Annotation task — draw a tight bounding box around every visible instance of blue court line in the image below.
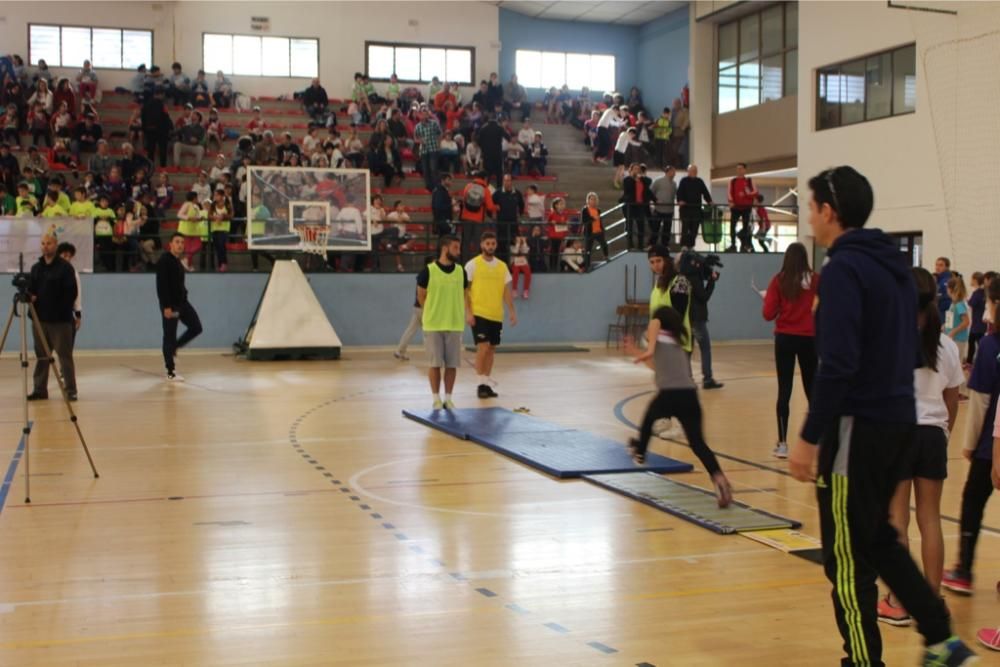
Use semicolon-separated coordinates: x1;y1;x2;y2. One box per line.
0;423;30;517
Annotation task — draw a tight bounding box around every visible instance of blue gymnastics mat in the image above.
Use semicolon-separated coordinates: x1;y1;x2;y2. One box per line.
402;408;693;479
584;472;801;535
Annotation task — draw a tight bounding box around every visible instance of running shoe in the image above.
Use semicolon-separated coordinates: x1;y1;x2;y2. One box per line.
773;443;788;459
522;290;529;299
877;595;912;627
942;569;973;596
432;399;443;410
627;438;646;465
703;379;724;390
393;351;409;361
443;399;455;410
165;371;184;382
976;627;1000;651
921;637;978;666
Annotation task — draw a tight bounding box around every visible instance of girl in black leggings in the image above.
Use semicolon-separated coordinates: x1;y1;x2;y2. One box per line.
943;277;1000;596
624;306;732;508
762;242;818;459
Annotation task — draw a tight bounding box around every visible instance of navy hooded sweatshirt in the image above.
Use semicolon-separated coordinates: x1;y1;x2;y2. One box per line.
801;228;918;444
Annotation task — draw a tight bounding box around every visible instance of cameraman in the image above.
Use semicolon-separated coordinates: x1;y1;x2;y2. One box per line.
681;250;724;390
27;233;78;401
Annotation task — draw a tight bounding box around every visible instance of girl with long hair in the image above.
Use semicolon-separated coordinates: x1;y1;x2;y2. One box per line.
762;242;818;458
877;268;964;626
624;305;732;507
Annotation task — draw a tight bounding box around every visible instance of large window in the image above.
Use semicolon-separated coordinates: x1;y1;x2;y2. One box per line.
203;33;318;78
816;44;915;130
717;3;797;114
514;50;615;92
29;24;151;70
366;42;474;84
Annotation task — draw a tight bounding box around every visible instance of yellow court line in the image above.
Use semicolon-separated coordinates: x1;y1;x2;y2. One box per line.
0;605;506;651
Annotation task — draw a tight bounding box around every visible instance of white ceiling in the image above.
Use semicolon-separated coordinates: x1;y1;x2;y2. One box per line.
492;1;688;25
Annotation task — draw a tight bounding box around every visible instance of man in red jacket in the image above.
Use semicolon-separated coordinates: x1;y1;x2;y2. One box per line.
728;162;758;253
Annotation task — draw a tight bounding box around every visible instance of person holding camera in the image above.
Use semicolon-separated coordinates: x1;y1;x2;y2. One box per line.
683;250;724;390
26;233;79;401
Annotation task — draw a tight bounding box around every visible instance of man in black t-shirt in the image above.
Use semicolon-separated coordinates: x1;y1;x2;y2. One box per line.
156;233;203;381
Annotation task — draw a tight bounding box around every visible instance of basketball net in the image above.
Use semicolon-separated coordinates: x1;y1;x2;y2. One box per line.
297;225;329;256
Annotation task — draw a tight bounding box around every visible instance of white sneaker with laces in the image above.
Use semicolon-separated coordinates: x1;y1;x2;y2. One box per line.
166;371;185;382
774;442;788;459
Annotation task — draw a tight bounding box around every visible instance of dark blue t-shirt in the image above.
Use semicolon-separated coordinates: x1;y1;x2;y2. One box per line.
969;288;987;335
967;333;1000;460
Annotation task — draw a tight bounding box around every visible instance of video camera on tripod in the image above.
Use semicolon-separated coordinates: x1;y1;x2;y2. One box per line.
11;252;30;299
679;249;723;282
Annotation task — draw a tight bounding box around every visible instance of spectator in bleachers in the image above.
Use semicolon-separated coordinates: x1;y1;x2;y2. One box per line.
130;166;151;201
582;192;608;269
613;127;640;188
52;140;75;170
464;137;483;174
102;165;129;209
434;84;456;112
253;130;277;165
472;81;491;110
670;98;690;167
505;135;525;177
368;119;390;151
246;105;268;143
414;109;442;191
176;190;205;271
459;171;497;251
167;62;191;107
543;87;559;123
204;107;224;152
118;142;150;184
126;65;148;101
622;162;651;249
33;60;53;88
503;74;529;122
385;73;401;108
516;120;534;151
154;171;174;216
524;184;545;223
676;164;712;248
174;110;206;167
208;187;232;272
528;132;547;176
369;134;402;188
0;182;16;215
546;196;570;271
303;78;329;123
15;181;36;216
594;104;620;164
208;153;227;184
439;131;460;175
190;170;210;204
627;86;646;116
24;146;49;181
650;165;677;247
191;70;210;107
343;128;364;168
0;143;17;190
51;102;73;141
80;170;99;201
141;90;172;168
277;131;302;165
1;103;19;146
493;174;523;263
74;62;98;106
427;76;443;102
728;162;758;252
147;66;168;96
28;104;51;147
70;112;101;162
387;108;409;147
562;239;585;273
476;114;506;189
40;189;67;217
432;173;454;236
53;78;75;118
213;71;233;108
486;73;503;114
652;107;673;168
510;233;531;298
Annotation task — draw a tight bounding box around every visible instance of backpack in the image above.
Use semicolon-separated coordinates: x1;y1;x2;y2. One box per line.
464;182;485;212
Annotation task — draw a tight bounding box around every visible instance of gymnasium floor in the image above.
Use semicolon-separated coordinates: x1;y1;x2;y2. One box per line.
0;345;997;666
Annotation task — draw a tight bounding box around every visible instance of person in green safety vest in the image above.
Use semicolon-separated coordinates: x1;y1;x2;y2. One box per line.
647;245;692;354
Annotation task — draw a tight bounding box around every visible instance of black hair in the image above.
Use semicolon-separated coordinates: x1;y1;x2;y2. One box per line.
647;245;675;291
480;230;497;242
737;162;747;168
438;235;460;253
652;306;688;348
186;191;198;201
989;278;1000;340
911;267;941;372
937;256;951;269
56;241;76;257
985;271;998;284
170;232;184;241
807;166;874;229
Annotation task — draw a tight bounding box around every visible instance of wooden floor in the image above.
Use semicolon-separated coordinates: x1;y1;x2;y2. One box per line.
1;345;998;666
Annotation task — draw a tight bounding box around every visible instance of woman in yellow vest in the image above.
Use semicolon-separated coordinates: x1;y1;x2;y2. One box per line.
208;188;233;272
177;190;207;271
93;192;116;271
464;230;518;399
648;245;692;355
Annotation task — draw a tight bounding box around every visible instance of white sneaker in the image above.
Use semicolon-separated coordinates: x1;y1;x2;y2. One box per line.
773;442;788;459
166;371;185;382
394;351;409;361
432;399;443;410
443;399;456;410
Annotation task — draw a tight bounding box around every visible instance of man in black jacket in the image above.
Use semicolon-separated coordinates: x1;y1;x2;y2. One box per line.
621;162;651;249
141;90;172;168
476;115;506;190
27;234;78;401
492;174;523;264
156;233;203;381
302;78;329;123
431;173;453;237
676;164;712;248
681;250;723;390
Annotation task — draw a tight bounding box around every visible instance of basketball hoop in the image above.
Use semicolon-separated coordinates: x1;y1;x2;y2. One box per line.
297;224;329;256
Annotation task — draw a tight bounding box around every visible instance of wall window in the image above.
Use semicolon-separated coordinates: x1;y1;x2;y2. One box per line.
203;33;318;78
366;42;474;84
29;24;151;70
716;3;797;114
816;44;915;130
515;50;615;92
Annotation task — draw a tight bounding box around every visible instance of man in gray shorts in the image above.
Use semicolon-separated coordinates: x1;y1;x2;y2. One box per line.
417;235;473;410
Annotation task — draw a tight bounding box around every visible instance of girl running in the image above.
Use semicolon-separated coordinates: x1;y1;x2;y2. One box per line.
877;268;964;627
625;306;732;507
762;242;818;459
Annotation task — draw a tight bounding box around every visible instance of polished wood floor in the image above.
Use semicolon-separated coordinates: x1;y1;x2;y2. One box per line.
0;345;998;666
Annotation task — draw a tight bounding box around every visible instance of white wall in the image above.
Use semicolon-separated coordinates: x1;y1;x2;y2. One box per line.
0;1;499;99
796;0;1000;272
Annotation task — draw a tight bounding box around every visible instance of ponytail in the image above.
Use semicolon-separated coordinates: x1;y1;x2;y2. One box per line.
912;267;940;372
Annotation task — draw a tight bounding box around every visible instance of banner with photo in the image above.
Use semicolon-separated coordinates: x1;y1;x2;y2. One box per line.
0;217;95;273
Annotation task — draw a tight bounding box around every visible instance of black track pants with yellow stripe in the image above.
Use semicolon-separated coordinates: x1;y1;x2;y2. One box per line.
816;416;951;667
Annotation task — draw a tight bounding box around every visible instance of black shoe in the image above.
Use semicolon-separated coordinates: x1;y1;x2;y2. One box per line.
703;380;724;390
67;392;78;402
477;384;499;399
26;392;48;401
627;438;646;465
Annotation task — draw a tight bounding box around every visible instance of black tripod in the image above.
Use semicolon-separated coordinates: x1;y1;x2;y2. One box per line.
0;254;98;502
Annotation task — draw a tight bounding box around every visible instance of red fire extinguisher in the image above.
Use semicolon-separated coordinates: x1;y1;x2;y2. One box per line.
682;84;690;108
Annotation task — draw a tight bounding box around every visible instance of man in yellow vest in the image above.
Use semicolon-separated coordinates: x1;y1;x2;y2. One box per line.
465;231;517;399
417;235;474;410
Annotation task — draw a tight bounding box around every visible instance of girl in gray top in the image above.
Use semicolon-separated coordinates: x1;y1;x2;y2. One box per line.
625;305;732;507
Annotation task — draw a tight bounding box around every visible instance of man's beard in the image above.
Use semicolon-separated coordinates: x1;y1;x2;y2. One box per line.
482;248;495;258
446;252;461;263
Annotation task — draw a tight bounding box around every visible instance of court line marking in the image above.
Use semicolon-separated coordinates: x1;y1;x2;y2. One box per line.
612;390;1000;535
0;423;29;517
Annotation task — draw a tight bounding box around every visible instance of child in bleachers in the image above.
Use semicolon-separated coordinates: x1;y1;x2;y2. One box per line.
528;132;548;176
528;224;547;273
128;108;143;146
51;102;73;140
385;200;411;272
209;154;227;185
191;170;211;204
29;103;50;147
302;124;320;156
524;184;545;222
205;108;224;152
561;239;585;273
177;190;206;271
247;106;268;143
15;181;37;216
93;193;116;270
510;233;531;299
1;103;19;145
546;196;570;271
439;131;460;175
465;139;483;174
506;139;525;177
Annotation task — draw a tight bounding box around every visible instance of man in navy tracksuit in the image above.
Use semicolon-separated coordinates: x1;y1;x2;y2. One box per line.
790;167;975;667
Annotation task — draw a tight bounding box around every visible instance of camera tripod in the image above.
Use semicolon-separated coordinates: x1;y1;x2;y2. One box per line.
0;259;99;503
